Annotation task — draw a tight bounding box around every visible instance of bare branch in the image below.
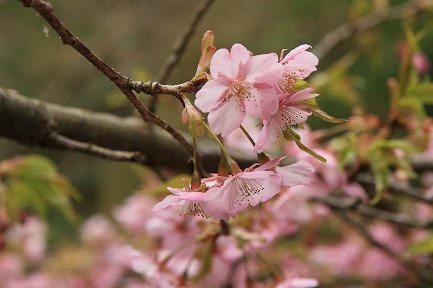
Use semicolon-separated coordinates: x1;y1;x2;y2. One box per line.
355;173;433;204
48;131;145;162
315;195;433;229
0;88;256;172
156;0;216;84
18;0;199;173
333;207;433;285
312;0;432;59
147;0;215;113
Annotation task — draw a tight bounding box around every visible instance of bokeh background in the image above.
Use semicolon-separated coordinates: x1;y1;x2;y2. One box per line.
1;0;432;229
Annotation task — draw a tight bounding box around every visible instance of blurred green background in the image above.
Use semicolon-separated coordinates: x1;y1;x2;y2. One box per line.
1;0;432;219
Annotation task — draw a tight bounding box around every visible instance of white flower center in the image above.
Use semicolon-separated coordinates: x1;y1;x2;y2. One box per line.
227;79;255;110
233;177;264;206
182;201;209;218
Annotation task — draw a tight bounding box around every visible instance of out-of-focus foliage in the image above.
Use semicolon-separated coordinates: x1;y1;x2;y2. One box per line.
0;155;79;222
1;0;432;215
1;0;433;286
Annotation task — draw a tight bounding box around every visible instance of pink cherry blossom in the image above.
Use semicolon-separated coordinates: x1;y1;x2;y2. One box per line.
277;45;318;94
255;88;318;152
257;156;315;187
205;167;282;221
152;186;210;218
195;43;283;137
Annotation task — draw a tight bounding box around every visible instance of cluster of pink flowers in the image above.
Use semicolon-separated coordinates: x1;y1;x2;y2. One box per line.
153;43;321;221
195;43;319;152
152;158;314;221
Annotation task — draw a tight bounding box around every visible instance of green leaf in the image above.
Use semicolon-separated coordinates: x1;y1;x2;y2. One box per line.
1;155;80;223
409;234;433;255
283;128;327;163
409;81;433;105
368;150;390;205
301;98;347;123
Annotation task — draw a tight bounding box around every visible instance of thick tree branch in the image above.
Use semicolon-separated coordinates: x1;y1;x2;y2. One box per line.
0;88;256;172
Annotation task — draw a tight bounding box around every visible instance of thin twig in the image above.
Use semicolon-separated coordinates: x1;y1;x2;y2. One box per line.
148;0;215;113
18;0;204;174
156;0;216;85
315;195;433;229
48;131;145;162
355;173;433;204
336;209;433;285
312;0;431;59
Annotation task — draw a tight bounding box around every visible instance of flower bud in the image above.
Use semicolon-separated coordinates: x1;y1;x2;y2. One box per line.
182;97;204;137
193;30;216;79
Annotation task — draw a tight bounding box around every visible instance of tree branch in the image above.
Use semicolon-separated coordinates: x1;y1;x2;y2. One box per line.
355;173;433;205
0;88;256;172
148;0;216;112
18;0;202;173
315;195;433;229
312;0;432;59
332;205;433;285
156;0;216;84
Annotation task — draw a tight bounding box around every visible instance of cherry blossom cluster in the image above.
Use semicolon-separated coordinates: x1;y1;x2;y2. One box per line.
195;43;319;152
153;40;324;221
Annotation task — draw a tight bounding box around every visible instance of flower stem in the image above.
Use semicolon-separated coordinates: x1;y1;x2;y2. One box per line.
240;125;256;147
203;122;241;175
191;137;201;189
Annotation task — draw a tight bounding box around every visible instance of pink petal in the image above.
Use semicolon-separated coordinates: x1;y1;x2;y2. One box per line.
208;96;246;137
284;87;318;103
288;278;319;288
255;118;281;153
276;160;315;187
281;44;312;62
255;174;282;203
210;48;233;79
243;53;283;86
178;191;206;202
244;88;279;121
283;54;318;79
255;156;286;171
229;44;251;74
281;45;318;79
203;188;232;221
210;44;250;79
278;105;312;125
195;77;230;112
151;195;180;211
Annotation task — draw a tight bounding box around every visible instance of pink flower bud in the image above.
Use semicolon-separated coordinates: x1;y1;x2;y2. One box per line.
194;30;216;79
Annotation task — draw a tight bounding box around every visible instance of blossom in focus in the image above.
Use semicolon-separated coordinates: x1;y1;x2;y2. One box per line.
195;43;283;137
205;167;282;221
255;88;318;152
151;179;212;218
256;156;315;187
276;45;319;94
